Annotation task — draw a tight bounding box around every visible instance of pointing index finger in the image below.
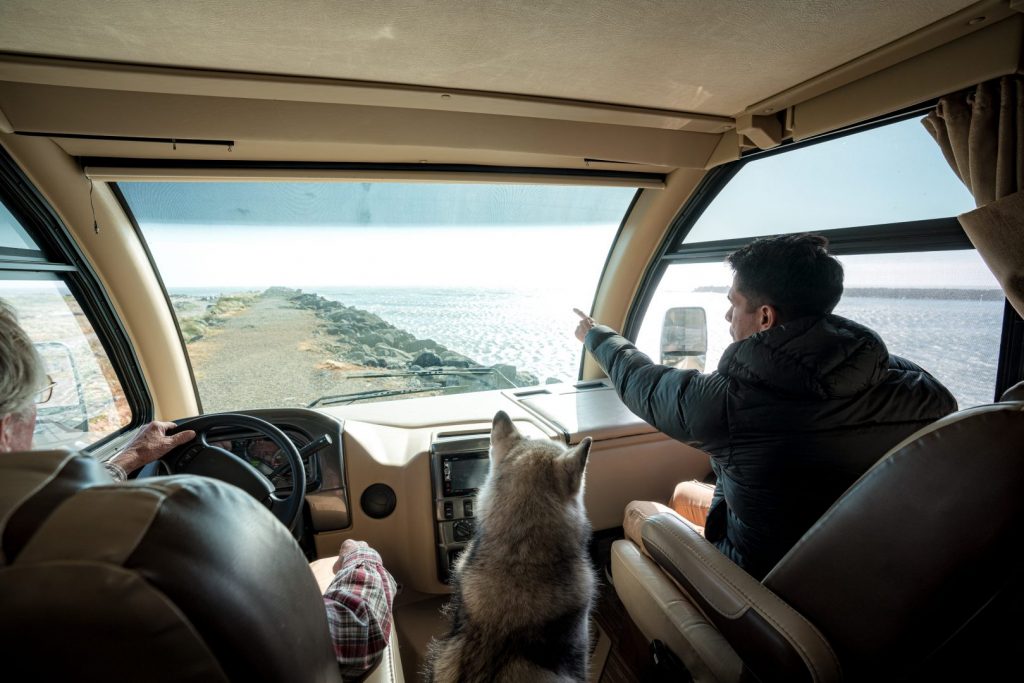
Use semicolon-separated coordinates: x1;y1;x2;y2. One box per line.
573;307;591;320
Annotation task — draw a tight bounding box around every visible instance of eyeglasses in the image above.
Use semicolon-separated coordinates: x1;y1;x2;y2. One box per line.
34;375;56;405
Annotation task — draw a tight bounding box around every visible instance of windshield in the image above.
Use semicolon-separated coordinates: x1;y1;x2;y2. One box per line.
121;181;637;411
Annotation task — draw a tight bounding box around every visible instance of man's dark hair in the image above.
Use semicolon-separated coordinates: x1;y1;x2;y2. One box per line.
725;233;844;322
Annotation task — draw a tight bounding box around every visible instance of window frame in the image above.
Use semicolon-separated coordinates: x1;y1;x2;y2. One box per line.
0;147;151;449
624;107;1024;402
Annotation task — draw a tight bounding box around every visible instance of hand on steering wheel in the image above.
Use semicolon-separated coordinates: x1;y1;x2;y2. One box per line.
152;413;307;533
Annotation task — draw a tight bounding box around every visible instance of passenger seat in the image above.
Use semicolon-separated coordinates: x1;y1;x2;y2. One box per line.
612;385;1024;682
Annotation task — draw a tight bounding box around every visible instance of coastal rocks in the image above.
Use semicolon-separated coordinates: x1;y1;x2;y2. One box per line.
411;351;443;368
282;287;538;389
406;338;443;353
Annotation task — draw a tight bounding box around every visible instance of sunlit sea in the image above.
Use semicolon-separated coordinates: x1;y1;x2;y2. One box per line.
171;286;1006;409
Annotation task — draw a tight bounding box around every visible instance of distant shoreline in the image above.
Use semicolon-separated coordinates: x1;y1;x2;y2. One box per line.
693;285;1004;301
168;284;1006;303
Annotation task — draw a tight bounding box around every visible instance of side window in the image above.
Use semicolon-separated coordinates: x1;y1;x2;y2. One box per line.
636;251;1002;408
1;201;38;250
634;116;1004;409
0;197;133;450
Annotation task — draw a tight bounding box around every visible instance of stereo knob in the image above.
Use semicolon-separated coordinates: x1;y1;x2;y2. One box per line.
453;519;474;542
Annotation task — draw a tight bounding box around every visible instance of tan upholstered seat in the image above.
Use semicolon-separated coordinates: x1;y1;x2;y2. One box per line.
0;450;404;682
613;394;1024;682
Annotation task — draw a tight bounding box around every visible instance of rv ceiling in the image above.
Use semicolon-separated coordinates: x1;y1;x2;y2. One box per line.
0;0;1021;171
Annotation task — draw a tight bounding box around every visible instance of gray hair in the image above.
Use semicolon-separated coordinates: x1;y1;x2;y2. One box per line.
0;297;46;417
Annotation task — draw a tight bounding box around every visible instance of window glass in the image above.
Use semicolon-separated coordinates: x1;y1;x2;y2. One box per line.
635;250;1002;408
0;280;132;450
635;261;733;373
1;201;39;251
833;251;1002;407
683;117;976;244
120;181;637;411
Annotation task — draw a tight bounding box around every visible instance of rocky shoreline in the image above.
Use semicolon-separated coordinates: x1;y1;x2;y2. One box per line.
278;287;539;389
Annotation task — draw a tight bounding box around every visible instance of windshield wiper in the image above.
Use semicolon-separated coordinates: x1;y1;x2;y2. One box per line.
308;385;447;407
306;367;517;408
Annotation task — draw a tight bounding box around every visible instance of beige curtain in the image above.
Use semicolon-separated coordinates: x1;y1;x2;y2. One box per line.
922;76;1024;318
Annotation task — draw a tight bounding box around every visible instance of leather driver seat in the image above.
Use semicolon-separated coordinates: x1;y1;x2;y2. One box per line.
612;388;1024;682
0;450;403;682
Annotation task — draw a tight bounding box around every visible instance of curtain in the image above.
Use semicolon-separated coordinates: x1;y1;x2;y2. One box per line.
922;76;1024;318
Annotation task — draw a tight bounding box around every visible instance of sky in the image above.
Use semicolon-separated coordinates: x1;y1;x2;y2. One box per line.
124;116;990;291
141;223;622;290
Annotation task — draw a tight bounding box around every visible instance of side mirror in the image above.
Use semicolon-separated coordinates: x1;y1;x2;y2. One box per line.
660;307;708;371
33;341;91;445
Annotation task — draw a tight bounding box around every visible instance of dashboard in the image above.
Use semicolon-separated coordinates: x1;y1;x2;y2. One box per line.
307;380;711;595
215;382;710;597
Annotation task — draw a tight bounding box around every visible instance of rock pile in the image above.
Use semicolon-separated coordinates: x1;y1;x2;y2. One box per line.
276;288;539;389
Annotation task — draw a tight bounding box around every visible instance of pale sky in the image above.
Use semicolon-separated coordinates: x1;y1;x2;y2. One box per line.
143;223;620;289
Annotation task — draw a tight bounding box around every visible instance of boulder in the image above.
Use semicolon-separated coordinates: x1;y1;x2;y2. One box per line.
406;338;442;353
327;310;350;323
357;332;385;347
411;351;443;368
490;364;518;387
290;293;320;309
441;351;474;367
374;343;413;362
515;371;539;387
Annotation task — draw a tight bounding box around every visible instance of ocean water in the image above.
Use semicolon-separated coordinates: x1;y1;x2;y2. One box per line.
170;285;1007;408
836;296;1003;407
316;286;593;384
323;286;1005;408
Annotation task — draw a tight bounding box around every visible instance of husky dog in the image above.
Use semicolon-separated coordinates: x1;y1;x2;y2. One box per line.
425;410;596;683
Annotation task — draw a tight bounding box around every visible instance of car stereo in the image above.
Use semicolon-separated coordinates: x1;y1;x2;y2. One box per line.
430;433;491;583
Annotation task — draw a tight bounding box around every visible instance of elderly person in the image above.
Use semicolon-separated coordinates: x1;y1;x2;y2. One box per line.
1;297;396;680
0;298;196;471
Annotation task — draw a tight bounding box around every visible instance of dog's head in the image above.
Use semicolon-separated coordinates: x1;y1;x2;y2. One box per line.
488;410;591;498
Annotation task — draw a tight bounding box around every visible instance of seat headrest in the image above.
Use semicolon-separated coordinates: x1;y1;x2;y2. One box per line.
1000;380;1024;402
0;450;111;565
0;471;341;681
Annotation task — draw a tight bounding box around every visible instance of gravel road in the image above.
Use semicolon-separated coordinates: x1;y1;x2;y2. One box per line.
188;293;342;411
187;292;432;412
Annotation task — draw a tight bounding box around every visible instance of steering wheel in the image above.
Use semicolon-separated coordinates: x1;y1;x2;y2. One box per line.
155;413;307;533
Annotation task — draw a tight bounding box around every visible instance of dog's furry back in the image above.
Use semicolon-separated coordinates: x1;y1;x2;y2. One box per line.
425;411;596;683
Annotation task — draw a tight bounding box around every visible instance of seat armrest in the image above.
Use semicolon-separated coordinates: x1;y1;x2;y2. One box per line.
641;512;840;683
623;499;680;550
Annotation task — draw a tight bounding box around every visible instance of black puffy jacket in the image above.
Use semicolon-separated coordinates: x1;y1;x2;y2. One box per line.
586;314;957;579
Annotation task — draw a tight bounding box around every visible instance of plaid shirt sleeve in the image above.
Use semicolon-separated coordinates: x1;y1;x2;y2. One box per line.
322;544;398;681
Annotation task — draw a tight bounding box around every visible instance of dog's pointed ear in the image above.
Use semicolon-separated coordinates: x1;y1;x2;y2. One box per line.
562;436;591;493
490;410;520;462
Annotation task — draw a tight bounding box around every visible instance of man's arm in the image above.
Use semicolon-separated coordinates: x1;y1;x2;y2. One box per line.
323;540;398;680
583;323;717;443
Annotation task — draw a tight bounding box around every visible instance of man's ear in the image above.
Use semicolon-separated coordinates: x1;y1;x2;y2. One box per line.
561;437;592;494
490;410;521;463
759;304;778;331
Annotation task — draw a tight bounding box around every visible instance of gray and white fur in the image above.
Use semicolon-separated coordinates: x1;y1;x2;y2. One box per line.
424;410;596;683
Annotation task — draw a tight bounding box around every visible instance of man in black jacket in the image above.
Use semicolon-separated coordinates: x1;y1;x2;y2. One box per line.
575;234;956;579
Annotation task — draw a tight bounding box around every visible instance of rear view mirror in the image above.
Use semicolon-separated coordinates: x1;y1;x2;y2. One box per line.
660;307;707;371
